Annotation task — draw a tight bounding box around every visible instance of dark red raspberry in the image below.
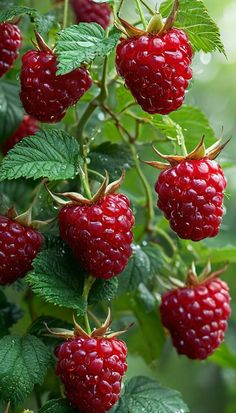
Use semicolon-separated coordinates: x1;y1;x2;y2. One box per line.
1;115;39;155
0;23;22;78
0;215;43;285
160;277;231;360
59;193;134;279
155;158;227;241
20;49;92;123
71;0;111;29
56;336;127;413
116;28;192;114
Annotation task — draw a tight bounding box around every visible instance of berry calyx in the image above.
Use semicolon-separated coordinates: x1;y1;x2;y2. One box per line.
160;264;231;360
54;311;128;413
0;209;43;285
0;23;22;78
144;138;228;241
115;1;192;115
1;115;39;155
51;172;135;279
71;0;112;29
20;32;92;123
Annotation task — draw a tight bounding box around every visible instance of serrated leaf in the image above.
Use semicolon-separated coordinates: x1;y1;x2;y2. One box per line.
160;0;225;54
114;376;189;413
89;278;118;304
89;142;133;180
118;245;151;294
0;81;23;141
39;399;76;413
0;130;82;182
55;24;120;75
26;244;87;314
142;243;166;278
0;6;37;23
35;10;60;36
0;335;51;405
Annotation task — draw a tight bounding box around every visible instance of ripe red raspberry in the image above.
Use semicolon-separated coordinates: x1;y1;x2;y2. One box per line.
55;336;127;413
59;193;134;279
0;23;22;78
0;215;43;285
155;158;227;241
20;49;92;123
160;277;231;360
71;0;111;29
116;28;192;114
1;115;39;155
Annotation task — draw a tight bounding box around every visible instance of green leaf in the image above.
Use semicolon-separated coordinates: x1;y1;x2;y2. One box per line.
0;291;22;338
55;24;120;75
0;130;82;182
142;243;166;278
118;245;151;294
160;0;225;54
181;241;236;264
0;6;37;23
89;142;133;180
151;105;216;152
0;335;51;405
39;398;76;413
26;243;87;314
0;81;24;141
114;376;189;413
89;278;118;304
209;343;236;370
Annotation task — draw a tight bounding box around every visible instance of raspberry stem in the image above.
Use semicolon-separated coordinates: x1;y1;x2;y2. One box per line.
140;0;155;15
63;0;69;29
82;275;96;334
135;0;147;29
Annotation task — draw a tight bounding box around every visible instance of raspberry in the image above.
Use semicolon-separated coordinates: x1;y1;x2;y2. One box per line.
160;277;231;360
0;23;22;78
0;215;43;285
55;336;127;413
20;49;92;123
116;28;192;114
155;158;227;241
58;193;134;279
71;0;111;29
1;115;39;155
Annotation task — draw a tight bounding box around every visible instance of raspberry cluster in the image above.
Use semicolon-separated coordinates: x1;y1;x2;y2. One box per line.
71;0;111;29
56;336;127;413
0;23;22;78
1;115;39;155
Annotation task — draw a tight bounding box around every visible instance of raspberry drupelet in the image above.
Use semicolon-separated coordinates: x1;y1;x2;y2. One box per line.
0;23;22;78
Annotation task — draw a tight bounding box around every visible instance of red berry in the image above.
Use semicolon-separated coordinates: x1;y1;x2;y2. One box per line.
155;158;227;241
0;215;43;285
0;23;22;78
56;336;127;413
71;0;111;29
160;278;231;360
1;115;39;155
116;28;193;115
20;49;92;123
58;194;134;279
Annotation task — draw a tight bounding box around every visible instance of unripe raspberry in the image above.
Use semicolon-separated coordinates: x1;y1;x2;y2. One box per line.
71;0;111;29
59;193;134;279
0;215;43;285
116;28;192;115
0;23;22;78
20;49;92;123
1;115;39;155
160;277;231;360
56;336;127;413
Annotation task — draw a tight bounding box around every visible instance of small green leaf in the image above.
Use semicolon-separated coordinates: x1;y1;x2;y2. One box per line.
39;398;76;413
89;278;118;304
210;343;236;370
0;81;24;141
0;130;82;182
89;142;133;180
114;376;189;413
160;0;225;54
0;335;51;405
0;6;37;23
55;24;120;75
142;243;166;278
26;243;87;314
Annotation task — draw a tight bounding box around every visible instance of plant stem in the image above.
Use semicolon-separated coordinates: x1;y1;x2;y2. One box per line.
99;56;109;103
63;0;69;29
140;0;155;15
155;226;177;255
80;166;92;198
135;0;147;29
82;275;96;334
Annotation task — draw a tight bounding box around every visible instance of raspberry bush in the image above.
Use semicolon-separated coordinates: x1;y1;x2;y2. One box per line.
0;0;235;412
